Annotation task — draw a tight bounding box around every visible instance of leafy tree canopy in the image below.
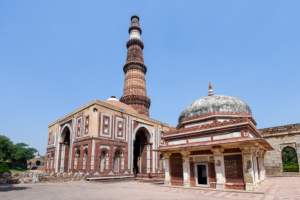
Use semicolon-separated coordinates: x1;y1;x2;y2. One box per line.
0;135;13;161
0;135;38;169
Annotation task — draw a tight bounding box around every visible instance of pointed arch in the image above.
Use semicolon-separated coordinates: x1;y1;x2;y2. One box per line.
83;148;88;170
133;125;153;143
60;124;72;142
74;148;80;170
99;148;109;172
114;148;124;172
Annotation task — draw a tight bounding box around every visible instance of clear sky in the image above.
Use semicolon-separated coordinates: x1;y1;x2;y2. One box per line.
1;1;299;155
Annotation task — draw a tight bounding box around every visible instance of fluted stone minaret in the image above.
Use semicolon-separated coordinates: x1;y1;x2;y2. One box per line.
120;15;151;116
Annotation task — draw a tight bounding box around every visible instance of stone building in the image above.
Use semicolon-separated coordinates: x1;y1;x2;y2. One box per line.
28;155;45;168
156;83;273;191
45;15;169;179
259;123;300;176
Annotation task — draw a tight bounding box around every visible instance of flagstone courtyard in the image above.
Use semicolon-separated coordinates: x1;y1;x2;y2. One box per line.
1;177;300;200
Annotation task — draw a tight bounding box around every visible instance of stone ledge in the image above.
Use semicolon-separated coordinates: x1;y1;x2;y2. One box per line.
157;182;274;194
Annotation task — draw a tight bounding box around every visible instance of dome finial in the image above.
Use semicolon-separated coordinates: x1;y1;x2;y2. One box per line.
208;81;213;96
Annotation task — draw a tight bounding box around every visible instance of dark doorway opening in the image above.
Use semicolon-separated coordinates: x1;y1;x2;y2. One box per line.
36;161;40;166
133;129;148;174
197;165;207;185
63;128;71;173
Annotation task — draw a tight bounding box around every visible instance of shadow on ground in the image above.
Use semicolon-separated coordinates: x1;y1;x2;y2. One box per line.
0;185;31;192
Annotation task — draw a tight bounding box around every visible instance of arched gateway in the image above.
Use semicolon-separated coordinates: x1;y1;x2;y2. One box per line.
133;127;151;174
60;126;71;173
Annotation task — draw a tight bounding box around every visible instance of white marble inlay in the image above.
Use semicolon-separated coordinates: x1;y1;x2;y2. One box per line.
100;145;110;150
194;156;208;162
130;30;141;39
213;132;242;140
185;120;214;128
169;139;187;145
189;136;211;143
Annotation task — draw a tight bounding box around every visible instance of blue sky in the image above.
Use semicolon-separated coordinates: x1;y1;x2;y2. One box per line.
1;1;299;155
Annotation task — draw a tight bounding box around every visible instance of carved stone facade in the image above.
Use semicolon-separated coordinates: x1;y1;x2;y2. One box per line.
259;123;300;176
45;99;168;180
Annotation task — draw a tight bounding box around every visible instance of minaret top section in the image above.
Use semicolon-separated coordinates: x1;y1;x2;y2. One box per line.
131;14;140;25
129;14;142;39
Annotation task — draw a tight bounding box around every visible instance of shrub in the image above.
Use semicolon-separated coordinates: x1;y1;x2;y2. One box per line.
283;166;299;172
0;162;11;175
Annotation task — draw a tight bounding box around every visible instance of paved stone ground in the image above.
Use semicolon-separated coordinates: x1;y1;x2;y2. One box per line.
0;177;299;200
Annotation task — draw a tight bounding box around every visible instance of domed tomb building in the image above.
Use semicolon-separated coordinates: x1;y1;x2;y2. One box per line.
157;83;273;191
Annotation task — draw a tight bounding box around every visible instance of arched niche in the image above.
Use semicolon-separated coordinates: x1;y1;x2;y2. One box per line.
113;149;124;172
99;148;109;172
282;146;299;172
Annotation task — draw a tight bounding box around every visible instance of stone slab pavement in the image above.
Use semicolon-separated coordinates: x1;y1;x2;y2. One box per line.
0;177;300;200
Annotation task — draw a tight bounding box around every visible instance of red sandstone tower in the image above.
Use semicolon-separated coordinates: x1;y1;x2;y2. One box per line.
120;15;151;116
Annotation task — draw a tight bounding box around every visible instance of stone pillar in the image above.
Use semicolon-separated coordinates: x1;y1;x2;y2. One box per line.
180;150;191;187
252;147;260;187
260;150;267;183
211;147;225;189
241;145;256;191
258;149;264;183
163;152;172;186
60;144;65;173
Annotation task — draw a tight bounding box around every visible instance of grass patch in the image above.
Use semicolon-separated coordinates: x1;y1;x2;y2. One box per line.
283;166;299;172
0;162;29;173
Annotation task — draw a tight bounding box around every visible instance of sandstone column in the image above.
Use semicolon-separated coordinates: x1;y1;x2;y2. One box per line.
211;147;225;189
252;147;260;187
241;145;256;191
258;149;264;183
163;152;172;185
180;150;191;187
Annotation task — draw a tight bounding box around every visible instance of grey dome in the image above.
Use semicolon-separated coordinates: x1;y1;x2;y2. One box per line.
178;95;252;123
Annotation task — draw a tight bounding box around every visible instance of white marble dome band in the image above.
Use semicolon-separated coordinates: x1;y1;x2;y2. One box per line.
178;95;252;123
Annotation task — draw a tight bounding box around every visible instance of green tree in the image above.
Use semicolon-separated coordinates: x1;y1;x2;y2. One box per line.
0;135;38;169
0;135;14;161
12;143;38;169
0;162;11;175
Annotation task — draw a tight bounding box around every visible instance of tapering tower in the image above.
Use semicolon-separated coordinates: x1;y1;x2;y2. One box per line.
120;15;151;116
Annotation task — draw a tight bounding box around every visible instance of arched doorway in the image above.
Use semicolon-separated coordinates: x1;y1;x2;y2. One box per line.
36;160;41;166
61;127;71;173
133;128;149;174
282;147;299;172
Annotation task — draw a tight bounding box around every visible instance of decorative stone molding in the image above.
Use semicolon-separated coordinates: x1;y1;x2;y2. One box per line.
163;152;172;159
240;144;256;155
258;149;265;158
123;62;147;74
120;95;151;108
211;147;224;156
164;117;260;137
180;150;191;158
180;111;252;124
126;38;144;49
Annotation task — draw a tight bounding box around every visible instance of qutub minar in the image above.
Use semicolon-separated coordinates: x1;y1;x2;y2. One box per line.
120;15;151;117
45;15;300;191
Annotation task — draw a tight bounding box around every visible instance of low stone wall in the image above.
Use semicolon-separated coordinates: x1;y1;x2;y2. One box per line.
0;172;86;184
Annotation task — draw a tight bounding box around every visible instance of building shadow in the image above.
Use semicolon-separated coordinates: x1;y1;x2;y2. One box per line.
0;185;31;192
